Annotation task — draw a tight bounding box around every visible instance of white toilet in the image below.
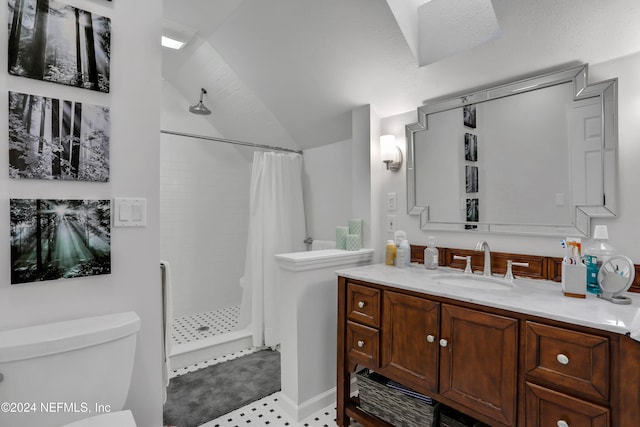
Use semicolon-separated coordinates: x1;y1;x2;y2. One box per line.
0;311;141;427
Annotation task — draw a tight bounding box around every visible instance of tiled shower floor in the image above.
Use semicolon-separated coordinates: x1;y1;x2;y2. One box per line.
171;305;241;346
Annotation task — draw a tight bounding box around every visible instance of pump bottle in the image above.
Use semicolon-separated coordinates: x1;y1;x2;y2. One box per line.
584;225;616;294
424;236;439;270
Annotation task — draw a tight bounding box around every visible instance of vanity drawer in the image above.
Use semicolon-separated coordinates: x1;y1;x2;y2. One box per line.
346;282;381;328
525;382;610;427
346;320;379;369
525;322;609;400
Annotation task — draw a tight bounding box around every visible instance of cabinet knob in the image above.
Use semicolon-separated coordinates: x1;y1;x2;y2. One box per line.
557;420;569;427
357;340;365;348
556;354;570;365
426;334;435;343
439;339;448;347
358;301;366;309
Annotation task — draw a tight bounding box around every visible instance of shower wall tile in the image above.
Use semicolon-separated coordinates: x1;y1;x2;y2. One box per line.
160;134;251;318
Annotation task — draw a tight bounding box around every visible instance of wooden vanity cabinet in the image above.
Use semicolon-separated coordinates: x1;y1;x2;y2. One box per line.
337;276;640;427
378;292;518;425
338;279;517;427
379;291;440;394
523;321;612;427
438;304;518;426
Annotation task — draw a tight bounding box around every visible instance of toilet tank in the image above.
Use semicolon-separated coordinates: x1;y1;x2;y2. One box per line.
0;311;140;427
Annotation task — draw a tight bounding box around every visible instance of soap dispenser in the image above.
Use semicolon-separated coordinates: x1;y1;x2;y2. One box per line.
424;236;438;270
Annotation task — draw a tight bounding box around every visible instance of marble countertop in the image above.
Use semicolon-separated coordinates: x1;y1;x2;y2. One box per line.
336;263;640;341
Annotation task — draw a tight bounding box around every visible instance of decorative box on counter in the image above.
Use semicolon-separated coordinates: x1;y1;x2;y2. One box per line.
356;369;436;427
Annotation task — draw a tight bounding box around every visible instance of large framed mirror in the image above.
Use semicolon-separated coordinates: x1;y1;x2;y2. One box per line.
406;64;617;237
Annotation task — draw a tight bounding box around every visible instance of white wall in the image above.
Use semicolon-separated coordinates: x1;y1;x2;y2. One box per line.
0;1;163;426
379;53;640;262
302;138;352;242
161;81;250;318
301;106;383;261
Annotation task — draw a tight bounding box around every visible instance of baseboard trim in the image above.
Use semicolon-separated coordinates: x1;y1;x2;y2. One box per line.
278;388;337;421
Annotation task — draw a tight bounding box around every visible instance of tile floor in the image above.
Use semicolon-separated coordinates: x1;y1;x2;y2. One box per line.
171;306;241;346
200;393;349;427
170;348;360;427
168;308;361;426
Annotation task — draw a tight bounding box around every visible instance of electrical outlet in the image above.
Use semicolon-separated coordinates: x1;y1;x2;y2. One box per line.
387;192;397;211
387;215;396;233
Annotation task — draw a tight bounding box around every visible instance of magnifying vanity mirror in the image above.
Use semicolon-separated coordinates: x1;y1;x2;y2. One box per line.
597;255;635;304
406;64;618;236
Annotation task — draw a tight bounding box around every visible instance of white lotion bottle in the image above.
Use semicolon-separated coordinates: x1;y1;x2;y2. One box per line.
396;248;406;268
399;239;411;267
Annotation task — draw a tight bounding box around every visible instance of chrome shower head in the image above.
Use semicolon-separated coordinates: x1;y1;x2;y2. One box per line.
189;88;212;115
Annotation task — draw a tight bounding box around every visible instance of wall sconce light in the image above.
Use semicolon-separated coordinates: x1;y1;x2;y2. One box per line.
380;135;402;172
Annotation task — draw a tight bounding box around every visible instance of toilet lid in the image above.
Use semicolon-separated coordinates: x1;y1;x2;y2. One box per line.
60;410;137;427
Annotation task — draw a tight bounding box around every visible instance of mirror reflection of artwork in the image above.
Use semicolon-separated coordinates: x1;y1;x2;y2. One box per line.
10;199;111;284
8;0;111;92
9;91;110;181
408;65;617;236
465;165;478;193
464;133;477;161
463;104;476;128
465;198;479;230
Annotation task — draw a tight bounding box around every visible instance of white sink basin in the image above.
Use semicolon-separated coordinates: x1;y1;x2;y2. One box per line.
431;273;515;290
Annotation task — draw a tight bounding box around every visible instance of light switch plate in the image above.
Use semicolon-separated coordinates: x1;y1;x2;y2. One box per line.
387;215;396;233
113;198;147;227
387;193;397;211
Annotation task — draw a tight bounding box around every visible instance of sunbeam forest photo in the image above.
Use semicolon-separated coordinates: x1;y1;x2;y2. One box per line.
8;0;111;92
10;199;111;284
9;91;110;181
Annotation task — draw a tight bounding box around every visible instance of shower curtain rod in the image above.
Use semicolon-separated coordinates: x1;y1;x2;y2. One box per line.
160;129;303;155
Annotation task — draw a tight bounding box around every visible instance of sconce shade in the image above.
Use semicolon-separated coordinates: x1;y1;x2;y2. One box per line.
381;135;402;171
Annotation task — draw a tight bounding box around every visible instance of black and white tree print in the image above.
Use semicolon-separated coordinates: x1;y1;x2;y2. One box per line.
8;0;111;92
10;199;111;284
9;91;110;181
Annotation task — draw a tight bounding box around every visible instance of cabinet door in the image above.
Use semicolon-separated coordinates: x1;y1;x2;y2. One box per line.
526;382;610;427
439;304;518;427
380;291;440;395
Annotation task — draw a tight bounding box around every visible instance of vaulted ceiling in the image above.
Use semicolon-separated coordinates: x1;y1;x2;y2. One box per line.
162;0;640;152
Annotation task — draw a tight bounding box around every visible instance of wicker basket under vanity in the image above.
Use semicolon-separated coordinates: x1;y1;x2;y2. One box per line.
356;369;437;427
439;405;489;427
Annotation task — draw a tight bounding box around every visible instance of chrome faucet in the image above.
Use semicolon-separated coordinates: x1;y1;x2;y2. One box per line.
475;240;492;277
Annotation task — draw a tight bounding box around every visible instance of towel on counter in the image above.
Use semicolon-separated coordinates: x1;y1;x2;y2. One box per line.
160;260;173;403
311;240;336;251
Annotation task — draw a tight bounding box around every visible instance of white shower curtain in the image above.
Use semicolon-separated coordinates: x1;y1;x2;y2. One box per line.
238;151;306;348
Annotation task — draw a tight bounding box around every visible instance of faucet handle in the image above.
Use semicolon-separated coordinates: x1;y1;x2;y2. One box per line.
453;255;474;274
464;256;473;274
504;260;515;281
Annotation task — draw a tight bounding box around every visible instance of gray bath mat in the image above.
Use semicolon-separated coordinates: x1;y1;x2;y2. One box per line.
163;349;281;427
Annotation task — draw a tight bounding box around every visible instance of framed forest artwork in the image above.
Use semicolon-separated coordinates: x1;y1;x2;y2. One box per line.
10;198;111;284
8;0;111;92
9;91;110;181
